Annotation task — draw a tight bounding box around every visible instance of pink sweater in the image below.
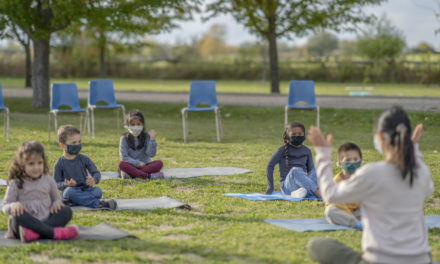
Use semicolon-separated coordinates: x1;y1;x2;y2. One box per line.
2;174;63;221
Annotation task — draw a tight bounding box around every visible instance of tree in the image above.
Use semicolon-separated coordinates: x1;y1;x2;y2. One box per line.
356;15;406;61
306;31;338;58
197;24;229;57
0;17;32;88
80;0;200;78
207;0;385;93
0;0;87;108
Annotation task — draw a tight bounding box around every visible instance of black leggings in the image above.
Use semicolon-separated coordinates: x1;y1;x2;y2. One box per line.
11;206;72;239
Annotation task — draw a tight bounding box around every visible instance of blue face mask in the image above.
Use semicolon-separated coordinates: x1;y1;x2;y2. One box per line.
374;134;383;154
341;161;361;175
66;144;81;155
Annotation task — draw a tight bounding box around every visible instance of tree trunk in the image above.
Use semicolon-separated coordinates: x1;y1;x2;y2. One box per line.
24;38;32;88
32;37;50;108
99;44;106;78
267;31;279;94
98;32;106;78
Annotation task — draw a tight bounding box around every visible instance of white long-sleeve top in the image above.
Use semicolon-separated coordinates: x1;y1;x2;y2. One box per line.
315;144;433;264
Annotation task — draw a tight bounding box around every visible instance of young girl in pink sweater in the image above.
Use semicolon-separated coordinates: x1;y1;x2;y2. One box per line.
3;141;78;243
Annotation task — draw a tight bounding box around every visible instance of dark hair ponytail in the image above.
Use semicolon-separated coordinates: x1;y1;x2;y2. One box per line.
374;106;416;186
283;121;306;168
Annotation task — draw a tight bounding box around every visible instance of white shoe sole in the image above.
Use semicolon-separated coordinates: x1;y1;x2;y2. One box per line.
291;188;307;198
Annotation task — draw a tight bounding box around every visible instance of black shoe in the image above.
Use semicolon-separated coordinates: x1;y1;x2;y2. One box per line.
98;199;117;210
62;198;73;206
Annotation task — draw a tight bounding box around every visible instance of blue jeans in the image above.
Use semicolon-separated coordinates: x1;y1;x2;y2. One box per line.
281;167;318;196
62;187;102;208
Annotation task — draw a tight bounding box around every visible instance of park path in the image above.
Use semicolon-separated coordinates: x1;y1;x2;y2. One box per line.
3;88;440;112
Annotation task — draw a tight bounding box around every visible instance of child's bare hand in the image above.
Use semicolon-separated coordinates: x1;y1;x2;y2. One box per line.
86;176;95;186
411;124;423;144
50;203;64;214
139;162;146;168
148;129;157;140
308;126;333;147
11;203;26;217
64;178;77;187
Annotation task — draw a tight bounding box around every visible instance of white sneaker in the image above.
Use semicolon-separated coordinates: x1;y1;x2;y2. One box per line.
291;188;307;198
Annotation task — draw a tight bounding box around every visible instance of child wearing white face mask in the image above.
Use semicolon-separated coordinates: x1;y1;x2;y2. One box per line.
118;109;164;179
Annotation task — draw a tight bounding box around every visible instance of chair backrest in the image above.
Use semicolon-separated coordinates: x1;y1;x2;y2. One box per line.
0;83;5;109
50;83;81;111
287;80;316;107
188;81;218;108
88;80;117;106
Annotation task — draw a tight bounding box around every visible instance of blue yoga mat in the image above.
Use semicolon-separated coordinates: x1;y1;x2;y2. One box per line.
223;191;321;201
265;215;440;232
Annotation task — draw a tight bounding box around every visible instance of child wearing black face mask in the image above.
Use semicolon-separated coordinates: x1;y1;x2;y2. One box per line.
53;125;117;210
265;121;320;199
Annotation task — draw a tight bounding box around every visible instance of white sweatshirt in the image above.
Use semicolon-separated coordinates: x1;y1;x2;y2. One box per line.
315;144;434;264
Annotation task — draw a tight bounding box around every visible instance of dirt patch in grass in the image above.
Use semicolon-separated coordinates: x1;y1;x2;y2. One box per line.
173;186;196;193
428;197;440;207
30;254;71;264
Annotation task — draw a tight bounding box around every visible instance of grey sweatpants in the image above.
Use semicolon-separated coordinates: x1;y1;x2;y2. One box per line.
325;205;360;228
308;237;370;264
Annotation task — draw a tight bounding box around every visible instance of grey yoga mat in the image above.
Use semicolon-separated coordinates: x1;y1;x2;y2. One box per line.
101;167;252;180
71;197;191;211
265;215;440;232
0;223;135;247
0;197;191;211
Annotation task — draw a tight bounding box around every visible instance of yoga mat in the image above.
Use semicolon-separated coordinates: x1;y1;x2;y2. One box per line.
265;215;440;232
0;197;191;211
101;167;252;180
0;223;135;247
223;191;321;201
0;179;8;186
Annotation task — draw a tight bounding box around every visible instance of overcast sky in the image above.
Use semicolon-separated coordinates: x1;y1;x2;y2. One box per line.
153;0;440;49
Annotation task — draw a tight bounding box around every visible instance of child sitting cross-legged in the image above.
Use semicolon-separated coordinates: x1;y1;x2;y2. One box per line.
325;142;363;230
3;141;77;242
54;125;117;210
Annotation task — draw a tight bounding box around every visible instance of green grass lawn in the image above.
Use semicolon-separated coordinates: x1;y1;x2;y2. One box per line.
0;98;438;263
1;77;440;97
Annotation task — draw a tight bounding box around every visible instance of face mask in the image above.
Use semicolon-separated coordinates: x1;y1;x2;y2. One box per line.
289;136;305;146
66;144;81;155
341;161;361;175
374;134;383;154
127;126;143;137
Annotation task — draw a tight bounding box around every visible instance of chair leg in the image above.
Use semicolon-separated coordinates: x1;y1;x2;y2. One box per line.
218;108;223;138
214;108;220;142
181;109;187;143
284;106;289;128
316;106;320;128
54;113;58;143
91;107;95;138
116;108;119;136
48;113;51;141
86;110;91;142
79;113;83;133
120;105;126;135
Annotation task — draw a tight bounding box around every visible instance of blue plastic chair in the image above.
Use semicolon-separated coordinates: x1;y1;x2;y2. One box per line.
88;80;125;138
181;81;223;142
0;84;9;141
285;80;320;128
48;83;90;142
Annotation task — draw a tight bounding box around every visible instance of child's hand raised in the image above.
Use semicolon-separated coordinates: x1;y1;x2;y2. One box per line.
50;203;64;214
411;124;423;144
308;126;333;147
11;203;26;217
64;178;77;187
148;129;157;140
86;176;95;186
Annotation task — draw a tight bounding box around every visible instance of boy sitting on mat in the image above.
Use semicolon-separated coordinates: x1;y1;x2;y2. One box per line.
325;142;362;230
54;125;117;210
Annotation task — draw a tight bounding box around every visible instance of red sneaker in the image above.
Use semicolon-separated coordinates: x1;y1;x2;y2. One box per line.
53;225;78;240
18;226;40;243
